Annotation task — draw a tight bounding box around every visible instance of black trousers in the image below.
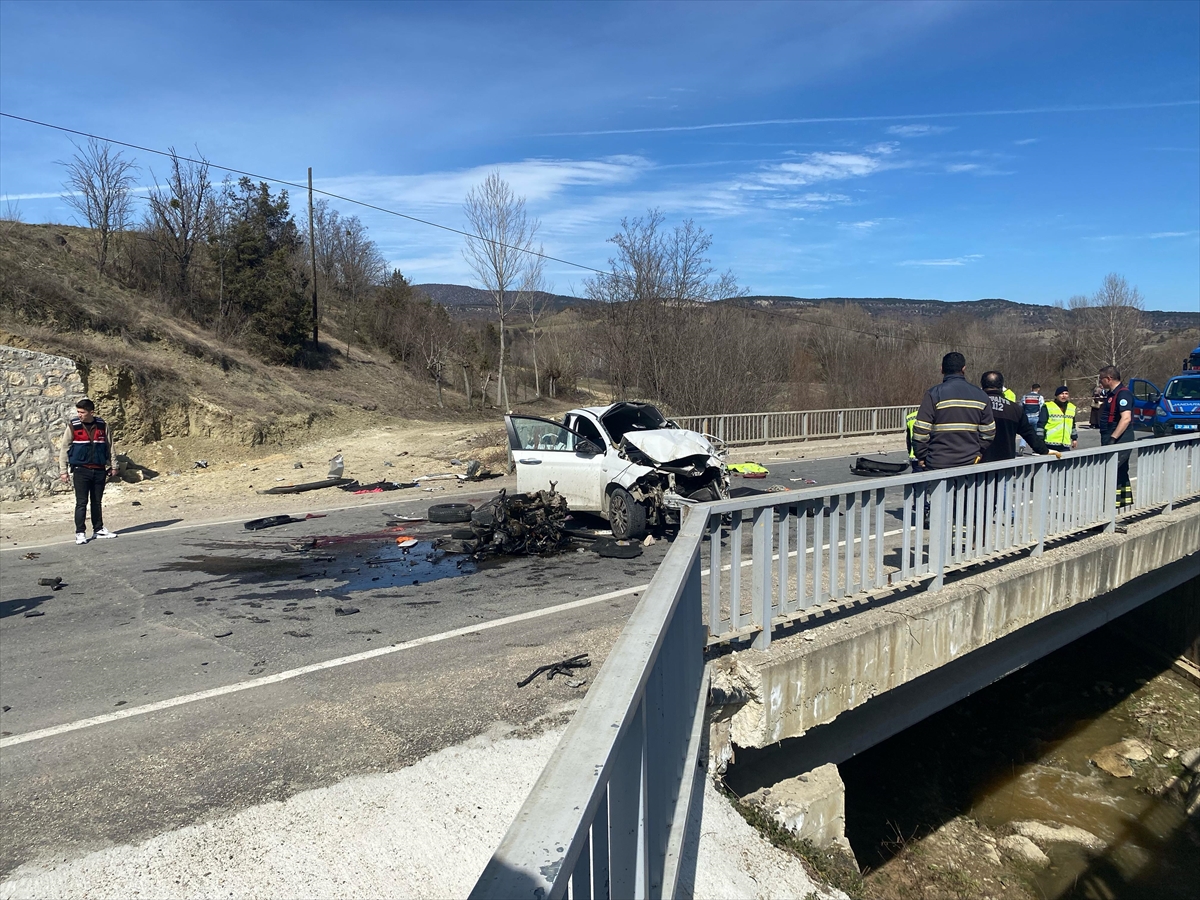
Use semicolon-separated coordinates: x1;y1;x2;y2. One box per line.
72;466;107;533
1100;433;1134;506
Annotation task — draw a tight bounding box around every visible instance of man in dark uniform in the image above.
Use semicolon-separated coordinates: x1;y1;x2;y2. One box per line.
979;372;1058;462
1097;365;1135;508
911;352;996;470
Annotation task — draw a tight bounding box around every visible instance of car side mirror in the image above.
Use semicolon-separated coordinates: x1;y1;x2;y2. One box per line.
1150;390;1161;403
577;440;601;455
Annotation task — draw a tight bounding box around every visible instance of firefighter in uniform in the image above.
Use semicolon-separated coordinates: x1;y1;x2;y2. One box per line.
1037;386;1078;453
57;397;119;543
1097;366;1135;508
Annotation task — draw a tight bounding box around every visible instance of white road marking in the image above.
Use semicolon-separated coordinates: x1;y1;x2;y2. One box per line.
0;581;647;749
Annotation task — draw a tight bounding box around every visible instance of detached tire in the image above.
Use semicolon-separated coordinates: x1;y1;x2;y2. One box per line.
608;487;647;540
428;502;474;524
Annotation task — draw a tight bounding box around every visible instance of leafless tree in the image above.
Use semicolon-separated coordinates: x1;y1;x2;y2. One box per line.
517;252;549;398
333;215;387;359
204;176;238;333
1070;273;1147;374
463;172;541;408
145;147;211;307
59;138;139;273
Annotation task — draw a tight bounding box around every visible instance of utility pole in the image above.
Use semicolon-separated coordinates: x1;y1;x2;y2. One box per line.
307;167;319;348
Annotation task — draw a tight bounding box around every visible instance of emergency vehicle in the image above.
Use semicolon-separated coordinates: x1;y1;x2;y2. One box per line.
1130;372;1200;435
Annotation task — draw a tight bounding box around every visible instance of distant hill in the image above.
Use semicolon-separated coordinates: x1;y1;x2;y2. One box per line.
416;284;1198;331
414;284;593;319
734;295;1200;331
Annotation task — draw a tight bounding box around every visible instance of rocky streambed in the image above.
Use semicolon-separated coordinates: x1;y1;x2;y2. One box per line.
841;580;1199;900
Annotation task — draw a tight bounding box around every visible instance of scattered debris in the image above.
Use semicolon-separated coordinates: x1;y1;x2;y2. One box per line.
465;460;481;479
517;653;591;688
214;630;233;638
338;480;415;493
451;458;463;466
383;461;394;467
334;606;360;617
257;477;354;495
767;484;788;492
728;462;770;476
19;552;39;560
193;460;209;469
285;538;318;552
789;478;819;485
436;490;572;559
385;514;425;523
284;630;312;638
37;577;62;588
294;461;304;469
328;454;344;478
593;537;643;559
396;537;418;548
566;678;588;689
643;534;656;547
131;500;142;506
24;610;45;618
246;616;270;624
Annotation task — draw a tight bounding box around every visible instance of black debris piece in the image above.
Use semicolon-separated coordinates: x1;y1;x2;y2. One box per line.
337;479;415;492
131;500;142;506
1;706;10;712
592;538;643;559
37;577;62;587
284;630;312;638
214;630;233;638
246;616;270;624
24;610;45;618
194;460;209;469
517;653;591;688
257;477;354;495
285;538;318;552
428;502;474;524
850;456;909;477
334;606;360;617
19;552;40;560
244;514;302;531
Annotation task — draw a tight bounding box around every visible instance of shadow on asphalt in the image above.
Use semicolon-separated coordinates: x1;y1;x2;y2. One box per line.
117;519;184;535
0;594;52;619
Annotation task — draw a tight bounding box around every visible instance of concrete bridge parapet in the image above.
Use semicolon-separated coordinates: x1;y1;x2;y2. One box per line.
712;502;1200;758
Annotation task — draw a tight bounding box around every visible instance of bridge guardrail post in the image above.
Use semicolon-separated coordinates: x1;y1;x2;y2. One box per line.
929;478;948;591
1031;461;1048;557
1164;443;1176;513
1104;453;1118;533
751;506;772;650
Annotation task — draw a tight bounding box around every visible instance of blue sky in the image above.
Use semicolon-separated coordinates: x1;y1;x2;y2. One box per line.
2;0;1198;310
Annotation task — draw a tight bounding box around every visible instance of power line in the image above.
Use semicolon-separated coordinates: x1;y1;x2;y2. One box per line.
0;111;610;277
0;110;1091;361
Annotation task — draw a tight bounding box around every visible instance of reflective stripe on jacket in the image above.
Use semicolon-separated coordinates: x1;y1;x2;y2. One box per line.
1039;402;1077;446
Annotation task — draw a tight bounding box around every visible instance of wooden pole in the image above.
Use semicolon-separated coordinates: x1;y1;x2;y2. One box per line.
308;167;319;348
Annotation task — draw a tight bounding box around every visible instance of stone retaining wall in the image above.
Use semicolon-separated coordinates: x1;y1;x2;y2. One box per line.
1;344;85;501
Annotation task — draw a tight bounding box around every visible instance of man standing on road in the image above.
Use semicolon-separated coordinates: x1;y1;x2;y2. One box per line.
911;352;996;470
57;398;119;544
1038;386;1078;453
1097;366;1135;508
980;372;1056;463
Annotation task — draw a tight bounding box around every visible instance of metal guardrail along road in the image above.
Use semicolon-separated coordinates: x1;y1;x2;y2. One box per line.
472;433;1199;899
674;405;917;447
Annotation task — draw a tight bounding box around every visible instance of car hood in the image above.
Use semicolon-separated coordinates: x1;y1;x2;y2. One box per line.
622;429;722;466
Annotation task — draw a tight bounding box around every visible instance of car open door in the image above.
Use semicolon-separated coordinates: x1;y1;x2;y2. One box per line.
1129;378;1160;429
503;415;605;511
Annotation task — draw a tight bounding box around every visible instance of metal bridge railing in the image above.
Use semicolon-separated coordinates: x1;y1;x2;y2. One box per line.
470;433;1198;899
673;405;917;447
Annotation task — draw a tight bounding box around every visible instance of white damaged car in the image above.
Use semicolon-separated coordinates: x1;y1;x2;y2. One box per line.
504;402;729;540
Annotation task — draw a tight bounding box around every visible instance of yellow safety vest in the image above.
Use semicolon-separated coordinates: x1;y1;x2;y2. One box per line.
1003;388;1016;402
1044;402;1076;445
905;409;918;459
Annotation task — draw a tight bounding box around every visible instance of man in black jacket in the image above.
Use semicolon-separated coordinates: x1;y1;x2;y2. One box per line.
912;352;996;470
979;372;1058;462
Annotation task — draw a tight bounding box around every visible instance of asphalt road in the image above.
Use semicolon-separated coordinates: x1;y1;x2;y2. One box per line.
0;429;1124;876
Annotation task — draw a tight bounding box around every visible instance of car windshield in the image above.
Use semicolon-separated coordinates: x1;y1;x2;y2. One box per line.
1165;378;1200;401
599;403;669;442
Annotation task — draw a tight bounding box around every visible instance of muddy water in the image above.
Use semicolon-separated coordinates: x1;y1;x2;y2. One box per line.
841;578;1200;899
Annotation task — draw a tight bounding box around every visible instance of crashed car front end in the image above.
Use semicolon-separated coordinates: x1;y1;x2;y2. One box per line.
613;428;729;528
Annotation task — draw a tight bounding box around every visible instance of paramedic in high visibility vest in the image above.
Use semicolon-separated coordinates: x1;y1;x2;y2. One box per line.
1037;386;1078;452
57;397;119;544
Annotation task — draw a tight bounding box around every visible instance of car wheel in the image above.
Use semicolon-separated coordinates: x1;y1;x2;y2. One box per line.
428;502;475;524
608;487;647;540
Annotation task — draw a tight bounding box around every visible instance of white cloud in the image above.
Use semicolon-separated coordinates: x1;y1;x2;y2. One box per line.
840;219;881;231
753;152;883;187
885;124;953;137
946;163;981;173
900;254;983;266
1014;138;1040;145
1149;231;1197;239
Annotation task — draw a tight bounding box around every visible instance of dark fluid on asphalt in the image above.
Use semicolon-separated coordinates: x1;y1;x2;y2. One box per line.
840;577;1200;899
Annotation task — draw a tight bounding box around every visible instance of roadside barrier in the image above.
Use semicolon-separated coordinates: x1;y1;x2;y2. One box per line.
471;433;1199;898
674;405;916;447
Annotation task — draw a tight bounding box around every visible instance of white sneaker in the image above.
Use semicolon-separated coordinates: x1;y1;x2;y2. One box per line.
76;533;89;544
94;528;118;539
